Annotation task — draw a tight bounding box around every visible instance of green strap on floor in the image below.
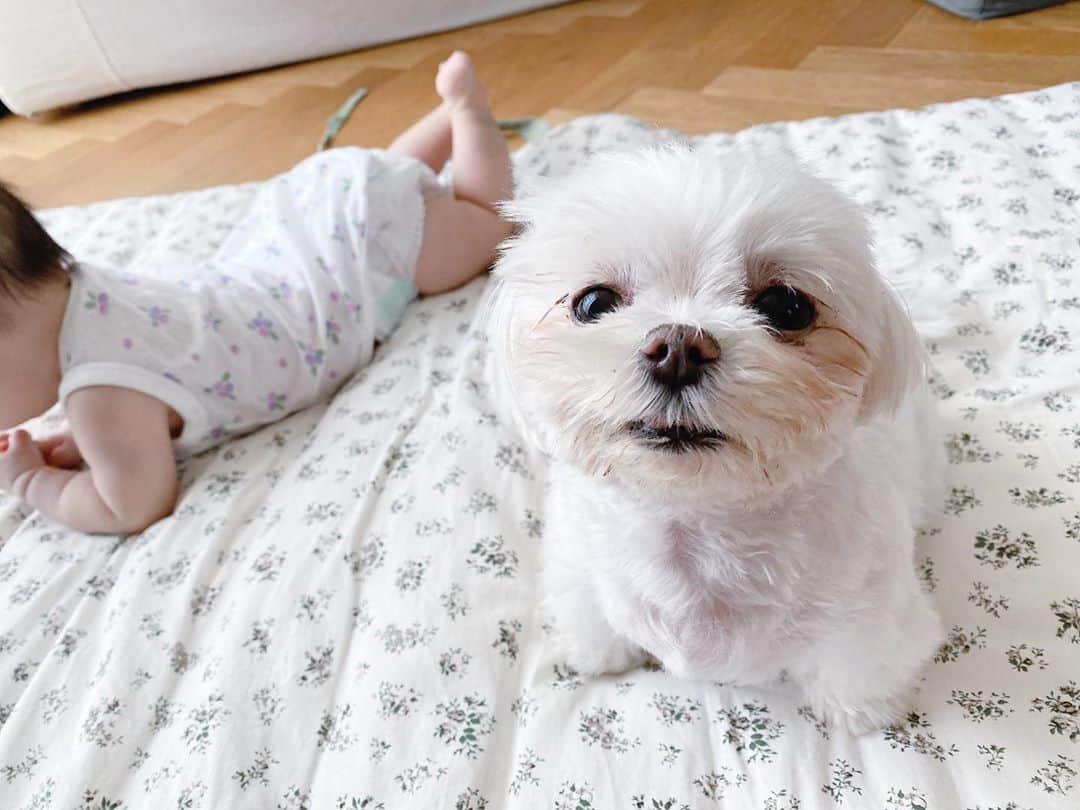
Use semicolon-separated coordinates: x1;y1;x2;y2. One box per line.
317;87;548;152
496;115;549;142
318;88;369;151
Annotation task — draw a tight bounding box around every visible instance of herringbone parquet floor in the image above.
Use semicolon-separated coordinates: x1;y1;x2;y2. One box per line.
1;0;1077;208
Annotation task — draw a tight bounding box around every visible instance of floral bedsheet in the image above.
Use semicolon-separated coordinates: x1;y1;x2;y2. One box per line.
1;82;1079;810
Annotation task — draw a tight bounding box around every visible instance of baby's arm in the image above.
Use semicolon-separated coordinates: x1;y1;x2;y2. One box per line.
0;387;178;534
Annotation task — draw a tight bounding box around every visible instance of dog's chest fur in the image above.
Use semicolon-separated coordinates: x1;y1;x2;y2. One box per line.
653;515;806;609
592;506;820;679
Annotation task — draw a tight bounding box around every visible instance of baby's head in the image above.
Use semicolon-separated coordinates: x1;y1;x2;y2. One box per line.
0;180;71;427
0;181;68;302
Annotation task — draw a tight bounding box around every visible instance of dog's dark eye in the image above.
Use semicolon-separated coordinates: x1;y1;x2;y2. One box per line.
751;286;815;332
573;286;623;323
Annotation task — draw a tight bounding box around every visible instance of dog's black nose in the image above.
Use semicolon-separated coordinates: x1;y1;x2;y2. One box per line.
642;323;720;391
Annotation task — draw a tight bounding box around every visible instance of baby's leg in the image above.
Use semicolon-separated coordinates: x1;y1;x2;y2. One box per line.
436;51;513;211
413;52;514;295
413;196;510;294
388;104;452;172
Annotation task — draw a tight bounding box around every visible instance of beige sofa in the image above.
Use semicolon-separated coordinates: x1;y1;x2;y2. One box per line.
0;0;568;115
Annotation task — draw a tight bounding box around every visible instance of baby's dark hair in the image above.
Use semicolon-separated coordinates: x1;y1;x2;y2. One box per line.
0;179;69;300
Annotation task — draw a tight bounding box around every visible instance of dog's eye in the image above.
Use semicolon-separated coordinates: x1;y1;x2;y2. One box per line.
572;286;623;323
751;286;815;332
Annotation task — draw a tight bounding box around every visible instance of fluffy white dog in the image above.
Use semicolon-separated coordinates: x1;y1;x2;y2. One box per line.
489;144;944;732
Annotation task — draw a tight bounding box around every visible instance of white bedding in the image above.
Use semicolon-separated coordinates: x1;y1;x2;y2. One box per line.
2;83;1079;810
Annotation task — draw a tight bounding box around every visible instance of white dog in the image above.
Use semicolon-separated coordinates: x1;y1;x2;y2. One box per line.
489;144;944;733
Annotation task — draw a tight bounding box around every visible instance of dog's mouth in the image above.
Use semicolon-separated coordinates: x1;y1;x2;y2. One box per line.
626;420;727;452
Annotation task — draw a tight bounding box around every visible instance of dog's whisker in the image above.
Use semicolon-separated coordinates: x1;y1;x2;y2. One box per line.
530;293;568;331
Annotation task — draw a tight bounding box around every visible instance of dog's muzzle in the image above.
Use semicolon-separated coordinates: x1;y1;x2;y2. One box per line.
626;420;726;453
641;323;721;392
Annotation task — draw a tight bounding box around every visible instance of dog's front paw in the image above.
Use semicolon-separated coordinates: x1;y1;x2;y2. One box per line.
552;631;647;677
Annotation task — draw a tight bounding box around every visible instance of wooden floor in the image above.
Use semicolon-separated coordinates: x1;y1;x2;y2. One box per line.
0;0;1077;208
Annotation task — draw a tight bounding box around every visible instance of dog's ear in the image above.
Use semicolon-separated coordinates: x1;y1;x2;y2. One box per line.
485;247;558;457
496;169;564;235
858;282;925;421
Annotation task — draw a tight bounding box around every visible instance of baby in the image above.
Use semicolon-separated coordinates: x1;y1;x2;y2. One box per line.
0;52;512;534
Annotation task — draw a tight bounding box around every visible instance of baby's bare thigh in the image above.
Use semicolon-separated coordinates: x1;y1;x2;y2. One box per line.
413;196;512;295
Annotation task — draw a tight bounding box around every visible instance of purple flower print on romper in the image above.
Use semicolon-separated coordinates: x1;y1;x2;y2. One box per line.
326;319;341;345
344;294;362;321
355;220;367;239
331;222;348;242
144;306;171;327
248;312;278;340
203;311;223;331
85;291;109;314
266;392;286;412
205;372;236;400
268;280;292;301
299;343;325;376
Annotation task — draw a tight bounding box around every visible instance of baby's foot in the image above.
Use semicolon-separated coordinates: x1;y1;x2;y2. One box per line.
436;51;490;112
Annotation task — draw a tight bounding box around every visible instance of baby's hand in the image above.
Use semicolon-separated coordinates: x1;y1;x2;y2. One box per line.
36;432;83;469
0;430;47;493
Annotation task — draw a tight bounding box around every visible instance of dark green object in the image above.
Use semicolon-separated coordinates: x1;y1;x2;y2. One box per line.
318;87;369;151
497;116;549;142
318;87;547;152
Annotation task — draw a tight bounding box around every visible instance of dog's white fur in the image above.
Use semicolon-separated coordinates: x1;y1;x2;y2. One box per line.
489;144;944;732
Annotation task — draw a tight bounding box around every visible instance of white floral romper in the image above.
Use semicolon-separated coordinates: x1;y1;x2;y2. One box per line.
57;147;444;456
